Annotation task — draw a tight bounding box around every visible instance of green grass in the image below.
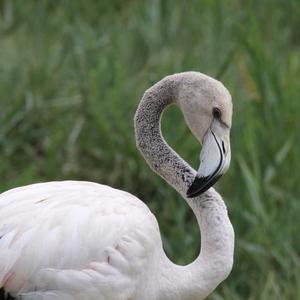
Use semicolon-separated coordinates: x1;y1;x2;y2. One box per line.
0;0;300;299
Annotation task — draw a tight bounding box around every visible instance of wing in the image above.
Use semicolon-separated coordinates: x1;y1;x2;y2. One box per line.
0;181;161;300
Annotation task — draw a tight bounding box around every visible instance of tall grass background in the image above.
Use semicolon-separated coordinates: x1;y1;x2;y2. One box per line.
0;0;299;299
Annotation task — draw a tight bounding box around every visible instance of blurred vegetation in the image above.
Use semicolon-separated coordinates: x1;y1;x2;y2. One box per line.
0;0;300;299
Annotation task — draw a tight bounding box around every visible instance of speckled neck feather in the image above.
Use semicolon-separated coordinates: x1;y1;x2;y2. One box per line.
134;75;196;198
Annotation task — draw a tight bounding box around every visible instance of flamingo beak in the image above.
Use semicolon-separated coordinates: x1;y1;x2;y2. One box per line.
186;127;231;198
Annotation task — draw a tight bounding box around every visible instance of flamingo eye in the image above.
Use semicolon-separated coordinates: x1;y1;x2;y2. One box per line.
213;107;222;119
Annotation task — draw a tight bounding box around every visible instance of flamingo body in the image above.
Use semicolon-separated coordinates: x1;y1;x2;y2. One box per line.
0;181;161;300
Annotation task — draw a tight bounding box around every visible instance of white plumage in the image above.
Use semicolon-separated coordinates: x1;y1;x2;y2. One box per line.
0;72;234;300
0;181;161;299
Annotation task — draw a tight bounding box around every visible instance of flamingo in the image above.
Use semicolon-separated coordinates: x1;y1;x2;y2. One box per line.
0;72;234;300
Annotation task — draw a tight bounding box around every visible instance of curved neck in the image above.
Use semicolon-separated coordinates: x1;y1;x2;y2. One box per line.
134;75;196;197
134;74;234;300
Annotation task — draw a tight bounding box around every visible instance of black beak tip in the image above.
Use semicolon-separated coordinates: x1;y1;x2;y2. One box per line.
186;176;208;198
186;174;223;198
